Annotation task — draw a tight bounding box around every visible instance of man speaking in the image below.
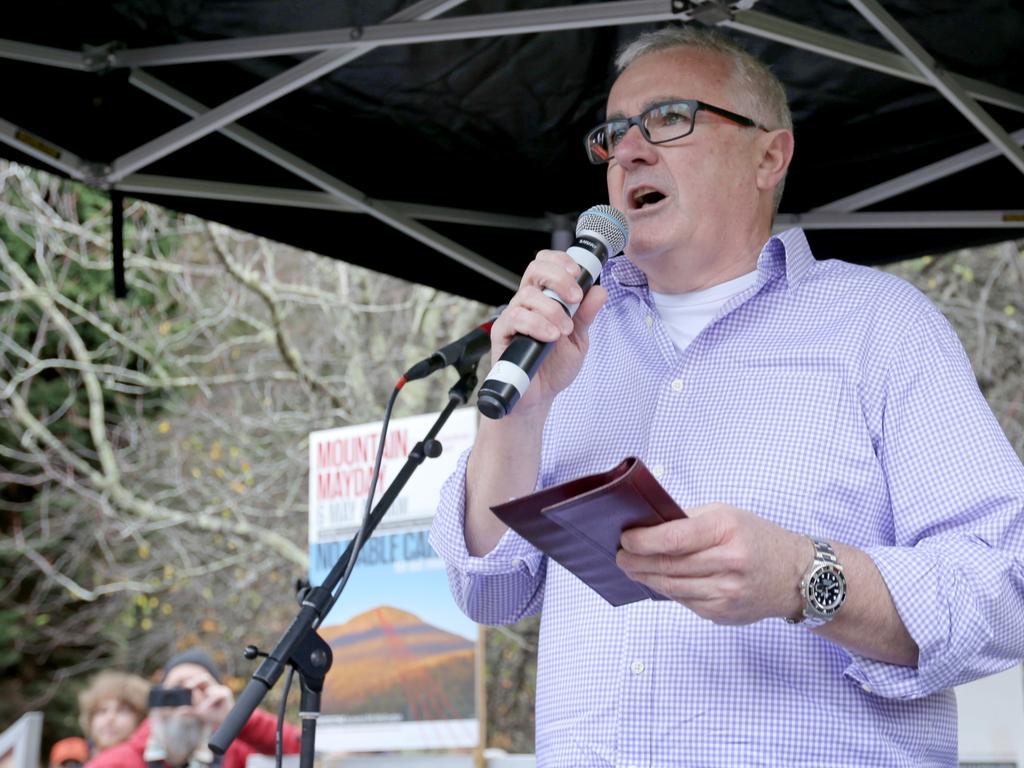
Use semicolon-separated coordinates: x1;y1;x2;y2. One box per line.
430;25;1024;766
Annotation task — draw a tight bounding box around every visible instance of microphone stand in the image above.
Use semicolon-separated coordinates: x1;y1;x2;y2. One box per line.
209;361;481;768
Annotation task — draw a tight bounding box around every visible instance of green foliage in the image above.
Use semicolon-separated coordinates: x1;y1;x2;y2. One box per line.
0;608;25;670
75;185;109;222
0;600;88;747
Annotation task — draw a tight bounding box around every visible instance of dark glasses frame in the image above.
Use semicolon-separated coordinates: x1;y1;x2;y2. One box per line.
584;99;769;164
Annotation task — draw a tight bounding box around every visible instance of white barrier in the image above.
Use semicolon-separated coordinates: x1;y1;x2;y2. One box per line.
0;712;43;768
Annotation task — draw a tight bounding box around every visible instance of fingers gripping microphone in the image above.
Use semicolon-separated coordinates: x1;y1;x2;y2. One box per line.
477;205;629;419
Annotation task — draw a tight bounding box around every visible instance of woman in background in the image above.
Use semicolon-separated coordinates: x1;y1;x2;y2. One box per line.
77;671;149;757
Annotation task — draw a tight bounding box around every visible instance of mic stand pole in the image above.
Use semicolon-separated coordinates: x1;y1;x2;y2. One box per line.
209;361;480;768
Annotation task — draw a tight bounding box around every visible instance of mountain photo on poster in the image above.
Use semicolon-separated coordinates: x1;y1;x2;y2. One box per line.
320;606;475;721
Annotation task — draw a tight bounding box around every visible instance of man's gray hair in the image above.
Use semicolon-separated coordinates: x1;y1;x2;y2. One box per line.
615;25;793;212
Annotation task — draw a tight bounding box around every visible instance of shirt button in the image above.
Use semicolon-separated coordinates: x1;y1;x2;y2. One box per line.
652;465;665;479
861;683;872;694
630;660;645;675
670;378;683;392
645;315;654;327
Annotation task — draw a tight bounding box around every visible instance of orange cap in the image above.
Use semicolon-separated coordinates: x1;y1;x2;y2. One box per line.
49;737;89;767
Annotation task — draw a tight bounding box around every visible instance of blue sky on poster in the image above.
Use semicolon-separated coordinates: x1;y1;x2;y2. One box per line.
309;530;477;641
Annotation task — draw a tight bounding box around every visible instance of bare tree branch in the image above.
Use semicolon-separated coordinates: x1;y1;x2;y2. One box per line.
1;159;490;694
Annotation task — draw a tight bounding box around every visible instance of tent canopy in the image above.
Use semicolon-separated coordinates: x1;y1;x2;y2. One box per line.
2;0;1022;306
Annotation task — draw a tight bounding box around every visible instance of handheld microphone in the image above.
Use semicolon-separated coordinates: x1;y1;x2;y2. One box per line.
400;306;506;385
477;205;629;419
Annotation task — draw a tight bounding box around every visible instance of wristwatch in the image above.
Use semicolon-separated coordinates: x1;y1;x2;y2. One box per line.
786;538;847;628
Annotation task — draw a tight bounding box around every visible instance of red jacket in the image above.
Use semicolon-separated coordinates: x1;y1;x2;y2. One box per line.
86;709;300;768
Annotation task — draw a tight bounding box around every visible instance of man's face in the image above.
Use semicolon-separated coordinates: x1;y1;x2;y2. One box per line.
158;663;217;763
605;47;767;291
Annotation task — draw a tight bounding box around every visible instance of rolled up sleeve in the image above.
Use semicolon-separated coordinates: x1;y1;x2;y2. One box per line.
848;534;1024;698
429;448;546;626
844;305;1024;699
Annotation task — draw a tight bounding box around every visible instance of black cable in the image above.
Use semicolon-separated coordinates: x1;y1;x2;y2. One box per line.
274;666;294;768
322;383;402;616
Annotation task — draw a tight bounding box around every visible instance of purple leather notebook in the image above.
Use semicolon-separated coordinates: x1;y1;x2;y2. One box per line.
491;457;686;606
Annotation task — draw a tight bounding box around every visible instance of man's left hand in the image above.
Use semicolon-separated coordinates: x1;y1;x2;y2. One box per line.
617;503;809;624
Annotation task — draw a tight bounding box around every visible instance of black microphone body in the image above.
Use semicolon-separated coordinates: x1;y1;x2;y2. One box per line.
477;205;629;419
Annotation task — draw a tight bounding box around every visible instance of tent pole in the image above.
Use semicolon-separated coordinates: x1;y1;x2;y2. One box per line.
0;116;96;181
109;0;712;68
111;190;126;299
814;128;1024;213
119;173;550;232
726;10;1024;115
774;210;1024;232
106;0;473;182
127;70;519;290
118;172;1024;232
848;0;1024;176
0;38;88;69
96;4;1024;117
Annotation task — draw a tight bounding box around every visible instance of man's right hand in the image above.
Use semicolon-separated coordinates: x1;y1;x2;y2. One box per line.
464;248;607;557
488;248;608;417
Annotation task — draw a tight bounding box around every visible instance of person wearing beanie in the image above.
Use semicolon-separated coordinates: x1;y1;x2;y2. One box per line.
85;648;299;768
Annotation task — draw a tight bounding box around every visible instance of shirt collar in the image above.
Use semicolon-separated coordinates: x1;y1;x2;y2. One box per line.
602;227;815;302
763;227;815;288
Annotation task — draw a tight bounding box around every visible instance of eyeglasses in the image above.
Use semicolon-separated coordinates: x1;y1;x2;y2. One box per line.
584;99;769;164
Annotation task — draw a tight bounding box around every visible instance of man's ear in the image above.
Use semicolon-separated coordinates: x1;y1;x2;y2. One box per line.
755;129;794;194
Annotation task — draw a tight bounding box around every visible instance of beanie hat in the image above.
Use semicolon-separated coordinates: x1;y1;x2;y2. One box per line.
160;648;222;683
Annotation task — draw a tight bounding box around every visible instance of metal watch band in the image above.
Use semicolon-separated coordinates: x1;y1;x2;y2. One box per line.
785;537;846;628
811;538;839;566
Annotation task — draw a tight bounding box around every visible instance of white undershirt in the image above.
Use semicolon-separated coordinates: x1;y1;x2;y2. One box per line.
650;270;759;353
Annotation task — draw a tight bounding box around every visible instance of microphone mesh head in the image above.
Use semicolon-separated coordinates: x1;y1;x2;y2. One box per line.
576;205;629;254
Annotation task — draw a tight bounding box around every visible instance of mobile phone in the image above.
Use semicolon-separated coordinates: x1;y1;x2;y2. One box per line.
148;686;192;708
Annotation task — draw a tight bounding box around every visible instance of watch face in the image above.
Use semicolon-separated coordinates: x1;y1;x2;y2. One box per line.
809;566;846;615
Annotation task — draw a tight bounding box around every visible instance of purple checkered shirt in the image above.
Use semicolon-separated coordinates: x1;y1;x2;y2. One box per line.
430;228;1024;766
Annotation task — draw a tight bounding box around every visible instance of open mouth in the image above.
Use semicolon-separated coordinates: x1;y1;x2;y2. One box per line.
629;187;667;210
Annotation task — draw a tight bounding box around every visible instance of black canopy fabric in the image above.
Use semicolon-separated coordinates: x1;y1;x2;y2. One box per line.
2;0;1022;306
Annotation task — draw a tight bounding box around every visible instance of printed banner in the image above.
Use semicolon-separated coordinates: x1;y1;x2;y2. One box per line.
308;408;479;752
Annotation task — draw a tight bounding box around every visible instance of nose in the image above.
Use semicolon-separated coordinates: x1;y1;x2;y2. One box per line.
612;124;657;168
